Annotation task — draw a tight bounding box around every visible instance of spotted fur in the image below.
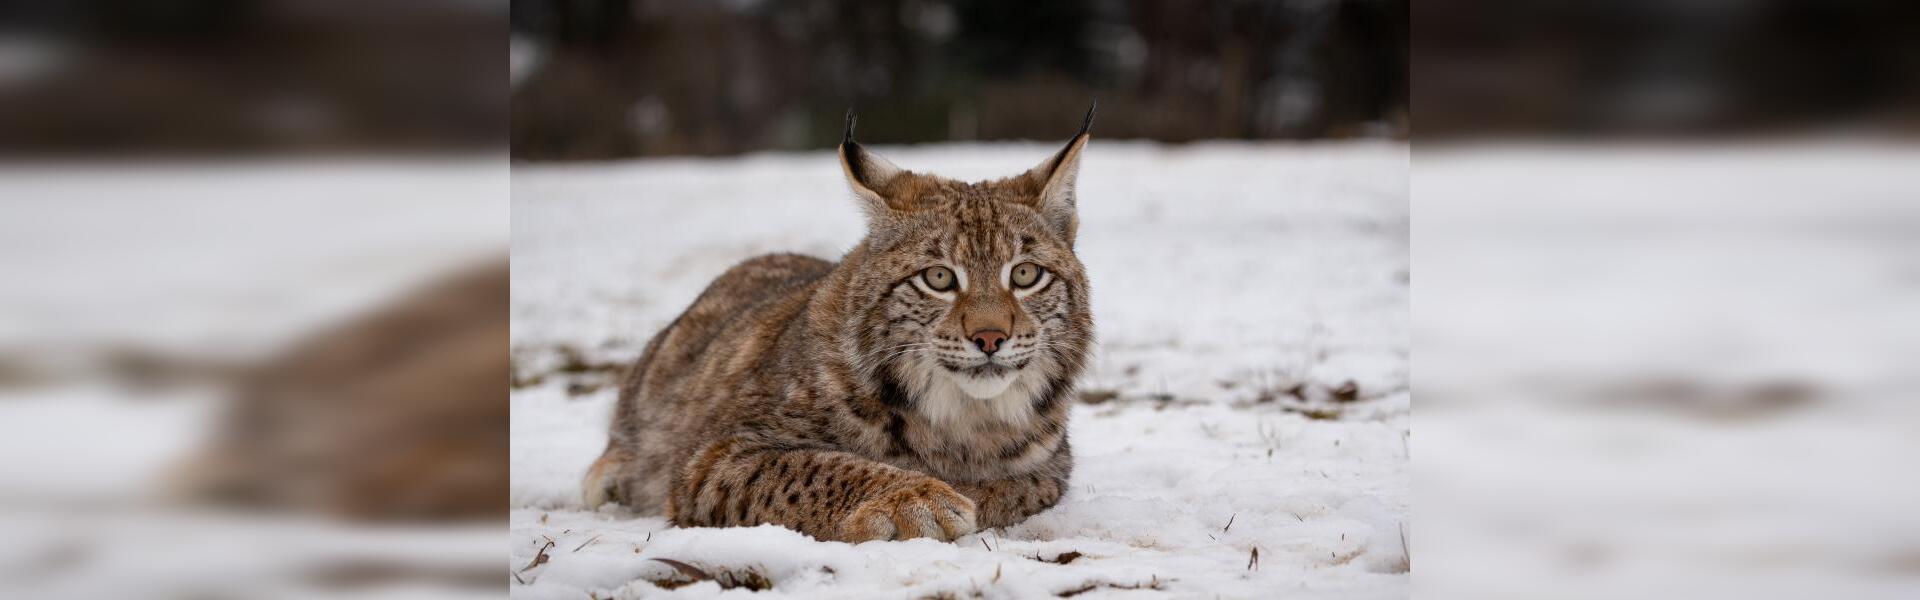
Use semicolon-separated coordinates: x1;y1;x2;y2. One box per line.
584;106;1097;542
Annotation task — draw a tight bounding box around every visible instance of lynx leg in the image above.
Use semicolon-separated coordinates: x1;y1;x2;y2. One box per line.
672;438;976;542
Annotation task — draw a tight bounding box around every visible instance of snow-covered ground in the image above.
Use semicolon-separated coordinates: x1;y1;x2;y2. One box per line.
0;160;507;600
1415;144;1920;600
510;141;1410;598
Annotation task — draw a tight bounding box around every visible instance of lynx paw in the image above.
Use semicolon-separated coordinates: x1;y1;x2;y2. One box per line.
842;479;977;542
582;452;623;509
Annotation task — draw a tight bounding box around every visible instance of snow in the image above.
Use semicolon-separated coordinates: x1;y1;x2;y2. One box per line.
0;160;508;600
1413;144;1920;600
0;159;507;359
511;141;1410;598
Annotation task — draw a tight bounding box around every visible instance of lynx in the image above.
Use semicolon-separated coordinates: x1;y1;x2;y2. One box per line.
583;106;1097;542
179;261;508;522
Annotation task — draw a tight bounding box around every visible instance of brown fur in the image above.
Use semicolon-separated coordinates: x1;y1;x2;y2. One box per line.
178;260;509;522
585;109;1096;542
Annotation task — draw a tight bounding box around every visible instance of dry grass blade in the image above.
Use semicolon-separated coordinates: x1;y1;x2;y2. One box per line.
1078;389;1118;404
572;535;602;552
1396;522;1412;573
1056;576;1167;597
651;558;711;582
1222;513;1236;533
1247;546;1260;571
645;558;774;591
520;540;555;573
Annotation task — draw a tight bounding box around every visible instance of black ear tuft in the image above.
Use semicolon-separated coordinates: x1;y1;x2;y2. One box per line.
1078;99;1097;137
841;109;869;184
842;108;858;146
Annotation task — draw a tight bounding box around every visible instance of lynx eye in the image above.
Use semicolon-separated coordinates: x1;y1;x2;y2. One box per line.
922;266;957;292
1010;262;1044;288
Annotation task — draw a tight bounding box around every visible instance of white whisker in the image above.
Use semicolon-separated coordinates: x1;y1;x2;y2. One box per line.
851;341;939;374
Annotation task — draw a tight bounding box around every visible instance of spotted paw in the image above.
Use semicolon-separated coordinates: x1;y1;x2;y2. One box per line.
840;477;977;542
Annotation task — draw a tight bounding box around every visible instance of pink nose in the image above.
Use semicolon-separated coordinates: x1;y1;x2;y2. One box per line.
970;330;1008;354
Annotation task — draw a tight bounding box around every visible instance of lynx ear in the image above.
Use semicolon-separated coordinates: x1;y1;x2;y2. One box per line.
1018;101;1095;245
838;110;908;219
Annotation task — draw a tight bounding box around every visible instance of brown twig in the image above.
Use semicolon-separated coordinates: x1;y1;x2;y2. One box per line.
520;540;555;573
571;535;602;552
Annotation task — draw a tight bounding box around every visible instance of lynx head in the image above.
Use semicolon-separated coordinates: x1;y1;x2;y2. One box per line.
837;105;1096;426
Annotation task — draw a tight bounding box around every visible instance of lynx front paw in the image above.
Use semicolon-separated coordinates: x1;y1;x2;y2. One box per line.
582;450;626;509
841;479;977;542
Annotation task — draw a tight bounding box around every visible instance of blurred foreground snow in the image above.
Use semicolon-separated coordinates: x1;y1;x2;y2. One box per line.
0;160;507;600
511;141;1410;598
1416;143;1920;600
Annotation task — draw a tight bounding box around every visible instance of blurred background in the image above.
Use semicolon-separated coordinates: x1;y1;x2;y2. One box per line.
509;0;1408;159
0;0;504;156
1;1;506;598
1413;1;1920;598
1415;0;1920;138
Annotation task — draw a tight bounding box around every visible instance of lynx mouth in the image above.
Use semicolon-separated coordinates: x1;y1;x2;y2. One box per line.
957;363;1013;378
935;356;1020;376
942;362;1019;399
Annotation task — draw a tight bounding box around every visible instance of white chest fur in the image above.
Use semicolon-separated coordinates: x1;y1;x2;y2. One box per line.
899;361;1046;430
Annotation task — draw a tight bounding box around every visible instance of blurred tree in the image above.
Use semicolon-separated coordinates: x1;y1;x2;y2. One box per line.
510;0;1409;160
0;0;505;156
1413;0;1920;138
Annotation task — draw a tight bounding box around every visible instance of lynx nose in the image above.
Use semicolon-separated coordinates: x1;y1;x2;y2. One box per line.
969;330;1008;355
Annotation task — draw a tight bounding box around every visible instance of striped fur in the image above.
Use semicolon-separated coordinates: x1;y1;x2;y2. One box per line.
584;109;1096;542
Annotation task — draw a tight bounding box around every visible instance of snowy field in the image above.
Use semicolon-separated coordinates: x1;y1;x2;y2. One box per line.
0;161;507;600
1415;144;1920;599
510;141;1410;598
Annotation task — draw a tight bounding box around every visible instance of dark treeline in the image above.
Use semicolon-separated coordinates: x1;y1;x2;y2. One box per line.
1414;0;1920;139
510;0;1410;160
10;0;1896;157
0;0;504;157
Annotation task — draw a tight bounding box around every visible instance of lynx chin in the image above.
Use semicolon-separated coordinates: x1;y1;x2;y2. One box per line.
582;104;1097;542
